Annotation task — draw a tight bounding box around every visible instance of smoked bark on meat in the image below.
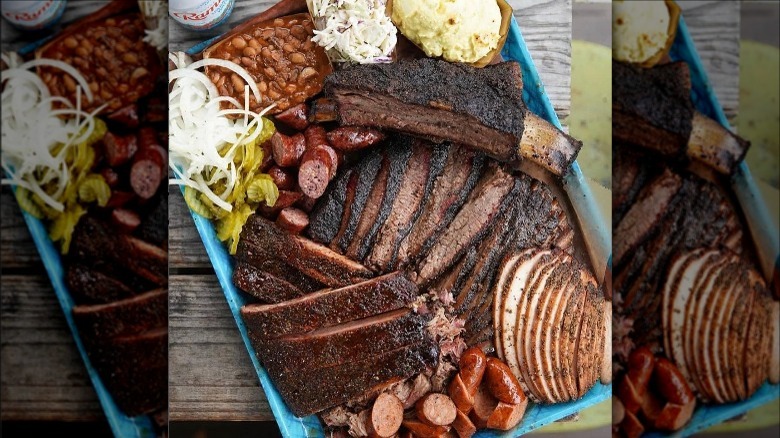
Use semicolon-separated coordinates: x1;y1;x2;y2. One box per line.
86;328;168;416
65;264;141;304
70;216;167;286
135;192;168;247
276;340;439;417
307;167;355;245
240;215;372;287
336;148;384;252
510;181;568;252
367;140;448;272
613;146;656;226
345;150;392;259
612;61;693;157
399;145;486;265
235;240;323;293
349;140;414;261
416;163;516;285
241;272;418;340
255;308;430;374
73;288;167;340
323;59;527;162
232;262;304;303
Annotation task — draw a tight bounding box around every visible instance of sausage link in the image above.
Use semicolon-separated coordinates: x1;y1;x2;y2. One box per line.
103;131;138;167
106;191;136;208
130;144;166;199
653;357;694;405
469;385;498;429
111;208;141;233
486;400;527;431
304;124;329;151
258;190;303;218
268;166;296;191
451;409;476;438
107;104;139;128
620;409;645;438
366;393;404;438
101;167;121;188
415;393;457;427
458;347;487;394
271;132;306;167
327;127;386;151
274;103;309;130
298;145;336;199
447;373;474;414
484;358;526;405
627;346;655;389
401;419;450;438
275;207;309;234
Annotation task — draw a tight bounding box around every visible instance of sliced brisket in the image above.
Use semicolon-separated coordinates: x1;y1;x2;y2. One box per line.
241;272;418;340
241;215;373;287
307;167;355;245
235;241;323;293
335;148;384;252
276;340;439;417
366;140;448;272
416;163;516;285
73;288;167;341
232;262;304;303
65;264;139;304
255;308;430;374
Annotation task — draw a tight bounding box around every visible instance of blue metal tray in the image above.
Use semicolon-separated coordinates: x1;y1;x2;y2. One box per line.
642;15;780;438
7;41;160;438
183;14;612;437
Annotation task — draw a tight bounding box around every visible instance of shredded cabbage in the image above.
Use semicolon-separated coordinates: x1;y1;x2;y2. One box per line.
168;52;279;254
307;0;397;64
139;0;168;51
1;53;110;253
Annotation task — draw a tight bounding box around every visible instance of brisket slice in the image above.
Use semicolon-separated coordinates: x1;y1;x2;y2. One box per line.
366;140;448;272
416;163;516;285
86;327;168;416
613;145;656;227
346;149;392;260
235;242;322;293
328;171;359;252
355;136;412;261
307;167;355;246
73;288;167;340
398;144;486;266
134;192;167;247
324;59;526;162
511;180;560;250
232;262;304;303
255;308;429;375
613;60;693;157
336;148;384;252
241;271;418;340
65;263;140;304
276;340;439;417
70;216;167;286
241;215;373;287
614;168;683;267
454;177;526;315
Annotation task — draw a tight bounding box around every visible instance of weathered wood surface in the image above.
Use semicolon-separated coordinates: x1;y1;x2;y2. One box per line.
0;0;744;424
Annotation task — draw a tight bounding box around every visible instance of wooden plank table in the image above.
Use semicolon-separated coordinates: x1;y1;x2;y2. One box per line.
0;0;744;428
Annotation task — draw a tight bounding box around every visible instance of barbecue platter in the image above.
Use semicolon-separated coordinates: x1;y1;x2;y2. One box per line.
1;0;168;435
170;0;611;435
611;2;780;436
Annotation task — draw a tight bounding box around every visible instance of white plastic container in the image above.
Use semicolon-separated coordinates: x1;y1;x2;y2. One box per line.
1;0;67;30
169;0;235;31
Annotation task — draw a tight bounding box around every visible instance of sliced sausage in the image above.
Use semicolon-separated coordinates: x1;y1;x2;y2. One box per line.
653;357;694;405
620;409;645;438
268;166;296;191
276;207;309;234
275;103;310;131
640;390;663;424
101;167;120;188
451;410;476;438
103;132;138;167
447;373;474;414
304;124;329;150
296;193;318;213
612;397;625;425
655;400;695;431
366;393;404;438
298;146;336;199
111;208;141;233
627;346;655;389
130;144;166;199
458;348;487;395
618;374;643;415
260;139;275;172
484;358;525;404
468;385;498;429
327;127;386;151
258;190;303;217
401;419;450;438
486;400;527;431
415;393;457;427
271;132;306;167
